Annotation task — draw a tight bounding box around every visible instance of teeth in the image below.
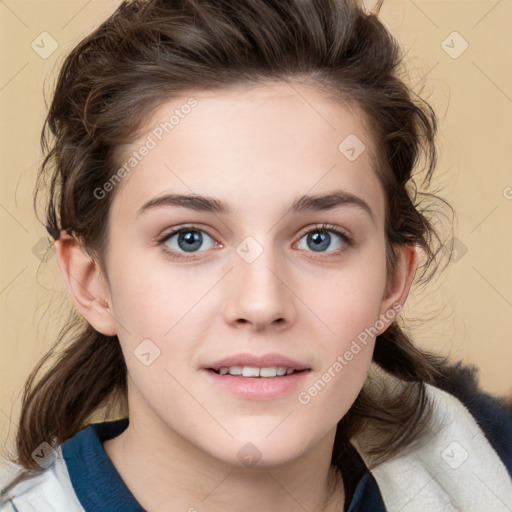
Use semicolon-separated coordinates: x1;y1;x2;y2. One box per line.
242;366;260;377
259;367;277;377
216;366;298;377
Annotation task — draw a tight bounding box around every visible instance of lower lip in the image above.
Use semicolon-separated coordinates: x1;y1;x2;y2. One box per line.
203;369;311;400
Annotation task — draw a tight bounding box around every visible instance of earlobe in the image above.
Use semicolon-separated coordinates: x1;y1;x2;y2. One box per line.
55;231;117;336
378;244;418;333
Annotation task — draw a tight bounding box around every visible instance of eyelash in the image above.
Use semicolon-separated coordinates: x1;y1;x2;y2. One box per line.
157;223;352;261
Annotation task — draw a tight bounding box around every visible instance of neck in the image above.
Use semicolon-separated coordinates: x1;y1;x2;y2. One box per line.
103;402;344;512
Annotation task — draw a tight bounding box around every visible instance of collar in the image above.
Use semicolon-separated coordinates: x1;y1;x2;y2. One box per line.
62;418;144;511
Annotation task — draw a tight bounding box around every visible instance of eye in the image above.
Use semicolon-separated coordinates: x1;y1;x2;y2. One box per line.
159;225;219;259
295;224;351;255
158;223;351;260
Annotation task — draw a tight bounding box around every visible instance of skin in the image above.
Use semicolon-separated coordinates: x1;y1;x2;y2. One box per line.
56;80;417;512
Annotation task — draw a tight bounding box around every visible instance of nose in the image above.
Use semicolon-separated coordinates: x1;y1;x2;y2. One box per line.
222;243;296;332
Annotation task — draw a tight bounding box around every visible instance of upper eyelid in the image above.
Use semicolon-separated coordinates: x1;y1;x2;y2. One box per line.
159;224;214;242
297;223;350;238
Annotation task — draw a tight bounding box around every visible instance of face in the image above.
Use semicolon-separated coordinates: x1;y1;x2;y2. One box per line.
100;80;398;467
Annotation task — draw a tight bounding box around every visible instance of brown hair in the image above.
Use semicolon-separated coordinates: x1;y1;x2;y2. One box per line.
1;0;485;498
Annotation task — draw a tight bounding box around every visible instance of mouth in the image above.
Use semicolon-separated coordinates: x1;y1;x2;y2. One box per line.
205;352;311;376
208;366;308;378
203;353;311;399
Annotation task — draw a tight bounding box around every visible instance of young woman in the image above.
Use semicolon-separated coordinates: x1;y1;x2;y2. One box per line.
1;0;511;510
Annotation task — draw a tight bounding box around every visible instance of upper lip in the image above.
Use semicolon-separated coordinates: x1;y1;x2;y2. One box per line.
205;352;310;371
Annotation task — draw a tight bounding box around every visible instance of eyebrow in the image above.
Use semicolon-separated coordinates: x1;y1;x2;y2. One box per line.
136;190;374;221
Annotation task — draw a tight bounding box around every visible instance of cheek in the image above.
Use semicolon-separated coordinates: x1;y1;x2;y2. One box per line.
107;248;213;335
299;248;387;402
310;251;388;340
105;253;214;390
294;346;373;449
296;280;382;427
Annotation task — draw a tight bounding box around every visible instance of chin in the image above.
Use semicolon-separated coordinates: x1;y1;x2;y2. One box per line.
206;431;314;469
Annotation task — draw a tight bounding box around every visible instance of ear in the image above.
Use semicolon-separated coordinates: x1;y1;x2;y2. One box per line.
55;231;117;336
377;244;418;334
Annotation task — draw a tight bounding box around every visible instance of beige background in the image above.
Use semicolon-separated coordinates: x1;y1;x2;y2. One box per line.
1;0;511;460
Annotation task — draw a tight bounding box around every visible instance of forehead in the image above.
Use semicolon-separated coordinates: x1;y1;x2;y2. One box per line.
110;80;384;222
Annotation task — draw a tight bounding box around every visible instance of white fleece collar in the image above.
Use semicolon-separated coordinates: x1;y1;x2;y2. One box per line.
352;383;512;511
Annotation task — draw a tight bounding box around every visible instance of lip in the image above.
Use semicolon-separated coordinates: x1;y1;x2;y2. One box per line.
202;352;311;400
205;352;310;372
202;367;311;400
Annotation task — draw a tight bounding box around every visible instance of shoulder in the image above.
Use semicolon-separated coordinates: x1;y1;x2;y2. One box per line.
2;418;134;512
373;382;512;510
0;447;85;512
351;367;512;511
430;361;512;475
